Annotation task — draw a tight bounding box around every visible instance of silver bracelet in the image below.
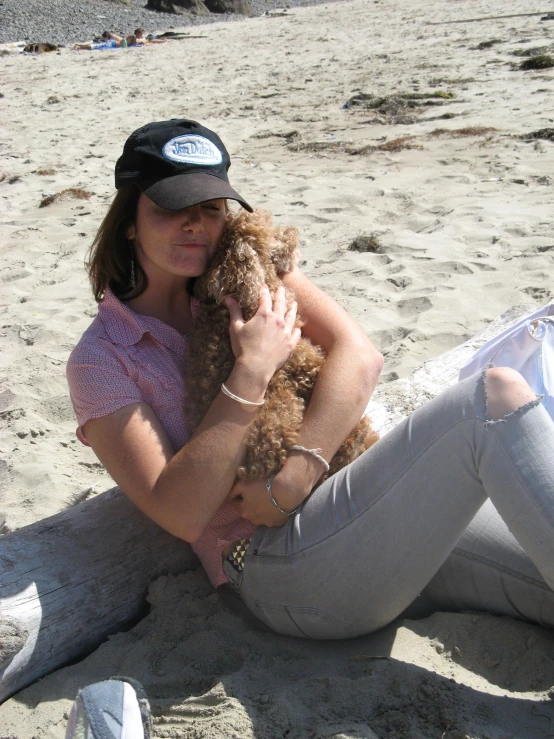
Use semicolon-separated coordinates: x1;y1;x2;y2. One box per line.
220;382;265;407
266;477;298;517
289;445;330;473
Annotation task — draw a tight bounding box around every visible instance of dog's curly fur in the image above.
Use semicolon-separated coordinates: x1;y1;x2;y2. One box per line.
185;209;379;487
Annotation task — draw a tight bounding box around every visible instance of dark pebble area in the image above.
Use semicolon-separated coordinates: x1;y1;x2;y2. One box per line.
0;0;339;45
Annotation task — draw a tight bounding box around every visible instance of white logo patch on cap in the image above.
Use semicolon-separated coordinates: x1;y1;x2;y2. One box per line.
162;135;223;166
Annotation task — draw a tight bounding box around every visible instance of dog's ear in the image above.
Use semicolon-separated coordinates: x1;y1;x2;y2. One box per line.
195;209;298;313
222;209;299;276
203;217;266;317
270;225;299;275
248;211;299;275
218;241;266;318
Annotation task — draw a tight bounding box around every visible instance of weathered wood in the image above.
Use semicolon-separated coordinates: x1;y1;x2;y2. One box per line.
0;303;537;704
0;487;196;703
367;304;535;435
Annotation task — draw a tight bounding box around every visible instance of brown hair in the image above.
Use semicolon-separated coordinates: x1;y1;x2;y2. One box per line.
87;185;146;302
88;190;235;302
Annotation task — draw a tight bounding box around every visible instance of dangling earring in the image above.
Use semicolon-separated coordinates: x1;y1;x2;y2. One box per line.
130;253;136;290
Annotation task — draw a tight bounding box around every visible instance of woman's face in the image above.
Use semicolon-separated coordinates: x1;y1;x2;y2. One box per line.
128;194;226;282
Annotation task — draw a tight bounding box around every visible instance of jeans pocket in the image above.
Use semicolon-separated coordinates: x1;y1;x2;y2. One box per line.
254;600;354;640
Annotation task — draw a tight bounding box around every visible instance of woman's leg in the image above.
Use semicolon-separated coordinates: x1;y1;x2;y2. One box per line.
421;499;554;627
227;369;554;638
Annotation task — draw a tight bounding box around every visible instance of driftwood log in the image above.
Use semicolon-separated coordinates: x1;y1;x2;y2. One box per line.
0;487;196;703
0;304;536;703
367;304;536;436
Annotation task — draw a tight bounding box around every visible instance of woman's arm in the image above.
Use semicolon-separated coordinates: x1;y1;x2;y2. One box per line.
282;266;383;462
228;267;383;524
83;286;300;543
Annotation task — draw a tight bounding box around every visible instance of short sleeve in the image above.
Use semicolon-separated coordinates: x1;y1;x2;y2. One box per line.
66;339;143;445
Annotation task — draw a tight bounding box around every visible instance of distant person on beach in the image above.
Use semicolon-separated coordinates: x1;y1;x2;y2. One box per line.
73;31;127;51
66;118;553;655
73;30;162;51
133;28;167;45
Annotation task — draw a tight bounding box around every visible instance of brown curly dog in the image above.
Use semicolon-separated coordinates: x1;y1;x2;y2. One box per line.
185;209;379;488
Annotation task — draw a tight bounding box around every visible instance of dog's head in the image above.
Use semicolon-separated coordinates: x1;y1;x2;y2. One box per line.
193;209;299;319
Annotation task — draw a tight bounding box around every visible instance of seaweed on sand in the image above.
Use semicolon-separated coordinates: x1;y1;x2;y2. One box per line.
348;234;382;253
39;188;93;208
252;130;299;141
429;127;497;138
0;174;21;184
521;129;554;142
519;55;554;70
288;141;353;155
346;91;455;111
475;39;502;50
511;46;551;57
343;91;456;124
428;77;474;86
377;136;423;151
289;136;422;156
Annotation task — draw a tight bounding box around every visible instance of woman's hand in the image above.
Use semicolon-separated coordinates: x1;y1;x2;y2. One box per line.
225;286;301;385
227;476;296;527
227;452;321;527
227;479;288;527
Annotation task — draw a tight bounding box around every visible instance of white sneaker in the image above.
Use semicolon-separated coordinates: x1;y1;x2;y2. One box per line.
65;676;152;739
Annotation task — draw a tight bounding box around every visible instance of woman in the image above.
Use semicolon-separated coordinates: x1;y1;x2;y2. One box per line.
67;118;554;639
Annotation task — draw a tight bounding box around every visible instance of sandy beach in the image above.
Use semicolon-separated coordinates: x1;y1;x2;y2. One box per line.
1;0;553;735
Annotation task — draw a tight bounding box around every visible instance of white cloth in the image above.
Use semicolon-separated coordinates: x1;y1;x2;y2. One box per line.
459;303;554;421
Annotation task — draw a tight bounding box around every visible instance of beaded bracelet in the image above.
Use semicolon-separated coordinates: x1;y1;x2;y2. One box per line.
220;382;265;407
266;477;298;517
289;445;330;473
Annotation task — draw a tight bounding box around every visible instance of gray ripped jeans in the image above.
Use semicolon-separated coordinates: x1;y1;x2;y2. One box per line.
223;371;554;638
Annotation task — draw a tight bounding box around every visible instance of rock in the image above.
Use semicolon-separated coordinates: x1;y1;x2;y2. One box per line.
205;0;252;13
145;0;210;16
146;0;251;13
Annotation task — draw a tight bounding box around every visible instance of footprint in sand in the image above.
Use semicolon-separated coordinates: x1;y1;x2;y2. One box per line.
387;275;413;289
2;269;34;283
381;244;427;256
397;296;433;316
523;286;553;301
470;261;497;271
428;261;474;275
373;326;413;348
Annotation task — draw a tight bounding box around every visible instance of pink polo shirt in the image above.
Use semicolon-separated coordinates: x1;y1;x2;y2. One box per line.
66;287;255;587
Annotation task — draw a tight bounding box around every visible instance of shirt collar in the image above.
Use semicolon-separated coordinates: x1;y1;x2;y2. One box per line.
99;287;186;353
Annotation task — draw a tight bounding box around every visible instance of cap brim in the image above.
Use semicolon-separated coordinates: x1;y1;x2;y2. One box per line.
142;172;253;212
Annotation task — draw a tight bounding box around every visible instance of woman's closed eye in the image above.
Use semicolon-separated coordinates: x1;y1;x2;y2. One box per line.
202;200;225;212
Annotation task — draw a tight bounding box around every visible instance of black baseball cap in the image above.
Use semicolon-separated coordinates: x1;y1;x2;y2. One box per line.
115;119;253;212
